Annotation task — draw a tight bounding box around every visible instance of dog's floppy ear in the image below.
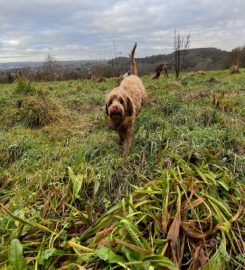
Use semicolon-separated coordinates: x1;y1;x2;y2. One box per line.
126;97;133;116
105;102;109;115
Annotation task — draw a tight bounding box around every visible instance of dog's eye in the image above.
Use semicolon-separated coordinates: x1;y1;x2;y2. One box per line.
119;98;124;104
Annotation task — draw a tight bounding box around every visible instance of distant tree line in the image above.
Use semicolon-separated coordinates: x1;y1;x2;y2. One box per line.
0;46;244;84
0;56;92;83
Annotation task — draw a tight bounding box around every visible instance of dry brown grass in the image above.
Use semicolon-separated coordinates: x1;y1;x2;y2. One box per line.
184;90;211;101
211;91;237;112
187;70;207;77
18;95;62;128
165;81;184;91
230;65;240;74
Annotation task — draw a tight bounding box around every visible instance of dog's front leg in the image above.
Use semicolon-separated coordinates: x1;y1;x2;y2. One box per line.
122;126;133;157
118;131;124;145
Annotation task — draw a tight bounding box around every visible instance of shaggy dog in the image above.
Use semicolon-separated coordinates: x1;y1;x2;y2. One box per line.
105;43;147;156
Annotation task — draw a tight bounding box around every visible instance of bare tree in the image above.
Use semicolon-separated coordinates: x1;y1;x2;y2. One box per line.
174;31;190;79
226;46;245;68
42;55;60;81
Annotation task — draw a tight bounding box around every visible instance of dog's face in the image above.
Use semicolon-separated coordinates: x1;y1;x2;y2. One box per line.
106;92;133;122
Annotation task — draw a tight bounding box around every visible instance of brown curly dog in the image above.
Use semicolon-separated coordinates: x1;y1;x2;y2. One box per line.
105;43;147;156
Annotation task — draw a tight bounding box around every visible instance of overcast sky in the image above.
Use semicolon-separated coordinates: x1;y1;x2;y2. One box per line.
1;0;245;62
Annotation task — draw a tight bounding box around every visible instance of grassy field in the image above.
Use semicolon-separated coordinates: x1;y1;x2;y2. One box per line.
0;70;245;269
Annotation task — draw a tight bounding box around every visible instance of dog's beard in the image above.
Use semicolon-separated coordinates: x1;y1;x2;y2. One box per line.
110;110;123;121
108;100;126;124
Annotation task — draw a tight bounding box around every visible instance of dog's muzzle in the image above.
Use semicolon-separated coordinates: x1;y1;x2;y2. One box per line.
110;107;121;115
109;108;123;120
110;111;122;116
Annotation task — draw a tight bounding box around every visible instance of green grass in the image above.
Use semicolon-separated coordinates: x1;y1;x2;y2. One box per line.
0;70;245;269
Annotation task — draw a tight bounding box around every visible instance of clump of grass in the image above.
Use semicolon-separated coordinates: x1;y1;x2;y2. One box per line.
7;144;26;163
74;159;244;269
76;85;82;91
184;90;211;101
96;77;106;83
187;70;207;77
230;65;240;74
195;108;222;126
211;92;237;112
17;94;62;128
181;72;207;84
14;77;36;95
165;81;183;91
208;76;220;83
0;98;8;116
2;159;243;269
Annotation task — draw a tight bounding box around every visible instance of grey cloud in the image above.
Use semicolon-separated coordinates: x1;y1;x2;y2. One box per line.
0;0;244;62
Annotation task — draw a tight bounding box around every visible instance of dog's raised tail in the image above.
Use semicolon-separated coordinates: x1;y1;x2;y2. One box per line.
129;42;137;75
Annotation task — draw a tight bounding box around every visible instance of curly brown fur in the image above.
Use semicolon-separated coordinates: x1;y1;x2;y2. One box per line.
129;42;137;75
105;43;147;156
